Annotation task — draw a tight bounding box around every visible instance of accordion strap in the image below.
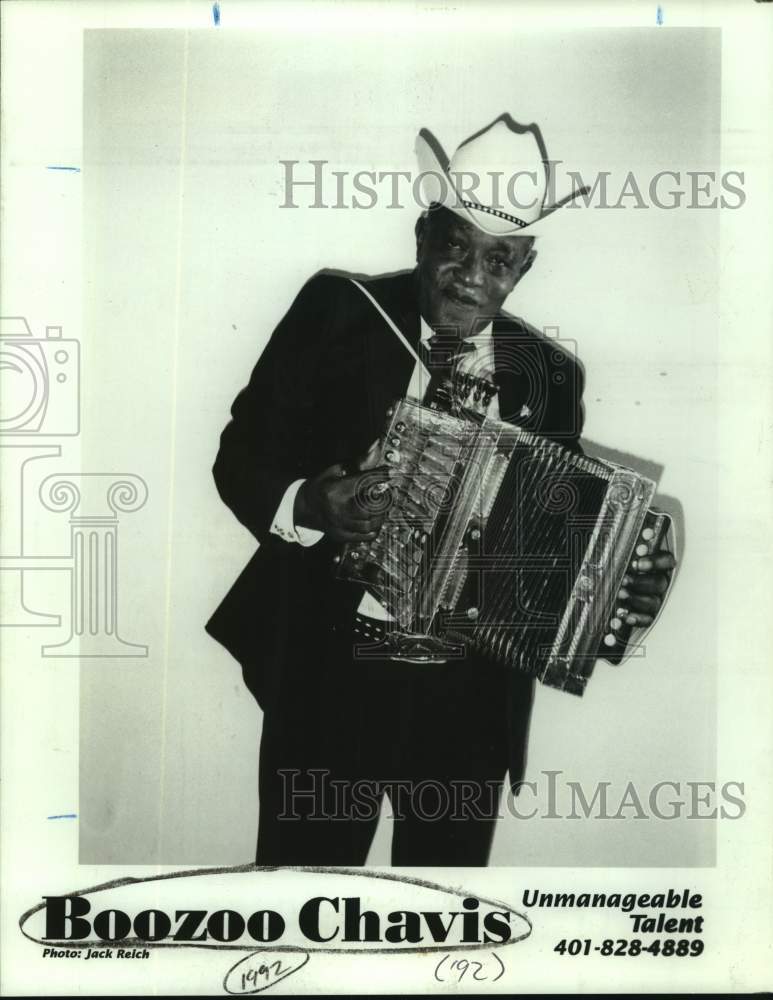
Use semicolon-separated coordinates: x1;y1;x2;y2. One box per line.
349;278;430;381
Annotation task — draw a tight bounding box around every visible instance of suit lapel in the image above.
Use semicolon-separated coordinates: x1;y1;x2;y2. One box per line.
493;314;558;433
361;269;422;395
338;270;421;456
365;269;422;351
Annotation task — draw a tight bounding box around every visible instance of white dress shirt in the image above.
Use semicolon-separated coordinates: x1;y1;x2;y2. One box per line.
269;317;498;620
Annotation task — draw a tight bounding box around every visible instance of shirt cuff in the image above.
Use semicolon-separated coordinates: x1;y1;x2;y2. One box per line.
270;478;324;546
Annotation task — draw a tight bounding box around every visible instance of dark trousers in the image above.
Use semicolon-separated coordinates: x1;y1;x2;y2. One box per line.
255;623;511;866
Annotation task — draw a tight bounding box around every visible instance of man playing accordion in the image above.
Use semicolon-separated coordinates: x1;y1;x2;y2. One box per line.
206;115;675;866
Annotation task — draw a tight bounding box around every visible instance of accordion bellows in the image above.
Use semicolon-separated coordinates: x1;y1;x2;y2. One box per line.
337;398;665;695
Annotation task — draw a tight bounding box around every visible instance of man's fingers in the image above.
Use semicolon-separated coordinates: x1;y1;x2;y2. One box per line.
621;611;655;628
356;465;394;484
618;592;661;616
337;503;385;531
619;572;670;596
348;471;394;516
331;525;381;543
343;515;384;534
630;551;676;573
355;439;383;472
318;462;349;482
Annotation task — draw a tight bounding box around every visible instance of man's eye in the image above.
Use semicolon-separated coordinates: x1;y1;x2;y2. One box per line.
447;240;462;250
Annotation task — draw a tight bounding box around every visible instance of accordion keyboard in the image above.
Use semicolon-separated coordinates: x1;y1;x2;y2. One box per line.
337;398;660;695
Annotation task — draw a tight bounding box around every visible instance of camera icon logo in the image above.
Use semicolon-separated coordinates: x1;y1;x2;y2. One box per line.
0;317;80;435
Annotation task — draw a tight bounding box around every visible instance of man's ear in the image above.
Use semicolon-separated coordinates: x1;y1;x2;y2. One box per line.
518;246;538;280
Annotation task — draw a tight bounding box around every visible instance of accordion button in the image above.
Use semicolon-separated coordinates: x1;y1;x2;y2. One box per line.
466;607;479;620
635;543;649;556
641;527;655;541
395;421;406;432
603;633;617;647
611;617;622;630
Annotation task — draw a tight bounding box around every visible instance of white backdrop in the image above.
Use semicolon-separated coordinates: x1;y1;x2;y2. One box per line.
76;24;721;865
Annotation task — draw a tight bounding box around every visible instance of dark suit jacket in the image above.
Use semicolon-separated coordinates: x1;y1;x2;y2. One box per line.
206;268;585;787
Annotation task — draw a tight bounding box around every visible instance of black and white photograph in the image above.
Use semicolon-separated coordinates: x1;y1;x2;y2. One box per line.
1;1;771;995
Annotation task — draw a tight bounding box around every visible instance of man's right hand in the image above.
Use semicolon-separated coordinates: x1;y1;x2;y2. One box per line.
293;460;391;543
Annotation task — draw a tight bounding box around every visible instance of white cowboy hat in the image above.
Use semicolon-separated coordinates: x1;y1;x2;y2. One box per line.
415;113;589;236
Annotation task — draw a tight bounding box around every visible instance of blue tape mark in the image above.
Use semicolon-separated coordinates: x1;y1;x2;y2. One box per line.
213;1;220;25
47;166;81;172
656;4;663;24
47;813;77;819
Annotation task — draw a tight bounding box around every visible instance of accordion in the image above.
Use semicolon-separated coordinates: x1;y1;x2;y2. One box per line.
337;395;672;695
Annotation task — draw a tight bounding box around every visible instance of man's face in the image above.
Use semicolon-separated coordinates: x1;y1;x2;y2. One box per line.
415;207;535;336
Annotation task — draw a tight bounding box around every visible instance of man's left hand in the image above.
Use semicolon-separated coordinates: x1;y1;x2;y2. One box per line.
615;551;676;627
